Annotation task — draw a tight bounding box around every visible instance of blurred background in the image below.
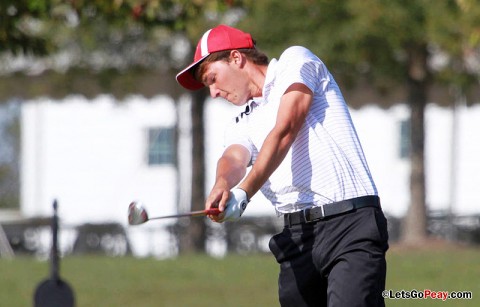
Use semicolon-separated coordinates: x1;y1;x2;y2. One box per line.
0;0;479;263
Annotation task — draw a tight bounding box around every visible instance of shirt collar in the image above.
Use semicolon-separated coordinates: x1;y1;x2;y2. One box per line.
262;58;278;100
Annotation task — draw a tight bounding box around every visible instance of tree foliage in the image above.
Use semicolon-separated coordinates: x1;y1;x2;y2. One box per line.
240;0;479;97
0;0;242;74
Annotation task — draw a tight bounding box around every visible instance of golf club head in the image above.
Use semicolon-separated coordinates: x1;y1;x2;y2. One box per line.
128;201;149;225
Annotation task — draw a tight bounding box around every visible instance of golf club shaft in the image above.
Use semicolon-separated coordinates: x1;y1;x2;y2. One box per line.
148;208;221;220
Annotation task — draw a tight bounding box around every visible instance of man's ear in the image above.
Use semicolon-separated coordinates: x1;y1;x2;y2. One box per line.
230;50;244;66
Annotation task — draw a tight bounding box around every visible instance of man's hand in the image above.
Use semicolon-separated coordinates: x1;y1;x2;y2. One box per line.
218;188;249;222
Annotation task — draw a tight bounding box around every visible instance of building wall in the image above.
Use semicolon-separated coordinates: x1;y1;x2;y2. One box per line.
19;96;480;256
350;103;480;217
21;95;178;225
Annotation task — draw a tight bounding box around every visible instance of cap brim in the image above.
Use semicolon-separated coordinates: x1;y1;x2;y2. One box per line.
176;55;208;91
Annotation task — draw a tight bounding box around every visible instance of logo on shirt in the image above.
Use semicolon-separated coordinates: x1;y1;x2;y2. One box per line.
235;100;257;123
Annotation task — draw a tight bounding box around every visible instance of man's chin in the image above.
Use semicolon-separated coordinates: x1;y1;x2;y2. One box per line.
238;97;253;106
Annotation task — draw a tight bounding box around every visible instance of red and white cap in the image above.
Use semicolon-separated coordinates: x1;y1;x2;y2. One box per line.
176;25;255;91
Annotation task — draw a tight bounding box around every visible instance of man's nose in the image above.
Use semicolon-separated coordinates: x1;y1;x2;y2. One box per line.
209;86;220;98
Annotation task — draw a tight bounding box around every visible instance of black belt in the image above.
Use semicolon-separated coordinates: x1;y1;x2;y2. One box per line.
283;195;380;227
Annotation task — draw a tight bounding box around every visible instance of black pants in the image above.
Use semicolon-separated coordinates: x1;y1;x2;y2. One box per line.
269;206;389;307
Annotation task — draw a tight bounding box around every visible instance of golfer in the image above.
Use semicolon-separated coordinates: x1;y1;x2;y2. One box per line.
176;24;389;307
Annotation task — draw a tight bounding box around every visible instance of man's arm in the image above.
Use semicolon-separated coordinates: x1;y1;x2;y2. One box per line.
205;144;251;220
238;83;313;198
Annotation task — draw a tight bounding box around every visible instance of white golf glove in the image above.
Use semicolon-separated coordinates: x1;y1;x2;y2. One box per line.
220;188;249;222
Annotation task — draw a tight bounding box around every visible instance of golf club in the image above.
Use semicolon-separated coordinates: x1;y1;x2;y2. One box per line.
128;201;221;225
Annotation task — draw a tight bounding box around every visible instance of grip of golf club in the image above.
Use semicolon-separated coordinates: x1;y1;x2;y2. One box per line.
205;208;221;216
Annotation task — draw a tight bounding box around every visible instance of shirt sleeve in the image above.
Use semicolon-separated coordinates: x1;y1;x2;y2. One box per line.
275;46;329;96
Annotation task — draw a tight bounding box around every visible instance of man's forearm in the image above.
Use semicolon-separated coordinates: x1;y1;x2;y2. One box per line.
238;85;312;198
214;155;248;190
238;127;296;198
213;144;250;190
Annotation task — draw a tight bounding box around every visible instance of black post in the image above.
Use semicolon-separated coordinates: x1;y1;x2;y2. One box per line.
51;200;59;282
34;200;75;307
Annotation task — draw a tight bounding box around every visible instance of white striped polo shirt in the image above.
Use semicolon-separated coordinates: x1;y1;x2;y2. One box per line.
224;46;377;213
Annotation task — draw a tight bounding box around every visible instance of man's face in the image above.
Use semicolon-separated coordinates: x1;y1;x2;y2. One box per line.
201;54;251;106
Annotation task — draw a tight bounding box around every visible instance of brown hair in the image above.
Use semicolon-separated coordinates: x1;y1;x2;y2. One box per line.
194;48;269;83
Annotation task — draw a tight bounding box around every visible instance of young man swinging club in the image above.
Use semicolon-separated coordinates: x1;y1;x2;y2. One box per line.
176;24;389;307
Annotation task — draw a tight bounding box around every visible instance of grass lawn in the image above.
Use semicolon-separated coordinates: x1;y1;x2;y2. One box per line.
1;243;478;306
385;243;479;306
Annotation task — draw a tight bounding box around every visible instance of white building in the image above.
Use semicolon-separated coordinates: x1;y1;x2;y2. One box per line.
19;95;480;257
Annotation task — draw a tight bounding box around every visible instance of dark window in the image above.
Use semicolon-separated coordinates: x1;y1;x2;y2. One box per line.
147;127;175;165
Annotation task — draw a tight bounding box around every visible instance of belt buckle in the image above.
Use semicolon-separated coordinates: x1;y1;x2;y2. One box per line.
302;209;311;223
319;205;325;219
304;205;326;223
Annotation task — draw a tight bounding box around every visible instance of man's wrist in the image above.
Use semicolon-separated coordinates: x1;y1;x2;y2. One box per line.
221;188;249;222
236;187;250;202
237;185;251;202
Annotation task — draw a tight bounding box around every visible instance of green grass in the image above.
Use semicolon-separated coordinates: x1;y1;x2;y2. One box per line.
385;246;479;306
1;247;479;306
